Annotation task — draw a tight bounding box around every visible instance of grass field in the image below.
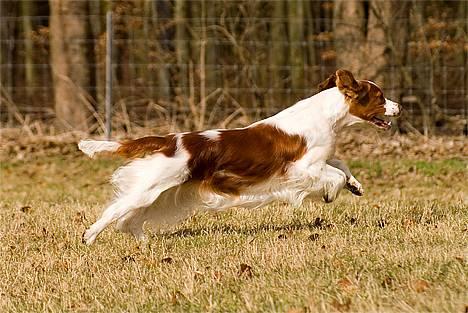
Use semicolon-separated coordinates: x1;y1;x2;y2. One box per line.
0;154;467;312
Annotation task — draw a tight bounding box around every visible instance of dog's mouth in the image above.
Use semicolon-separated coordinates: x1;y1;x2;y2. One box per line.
369;115;391;130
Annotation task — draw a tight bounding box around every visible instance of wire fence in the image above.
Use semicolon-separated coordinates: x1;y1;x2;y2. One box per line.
1;1;467;135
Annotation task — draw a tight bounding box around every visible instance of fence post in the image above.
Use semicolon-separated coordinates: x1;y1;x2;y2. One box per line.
105;10;113;140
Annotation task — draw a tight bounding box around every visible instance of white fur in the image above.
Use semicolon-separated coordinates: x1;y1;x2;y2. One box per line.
81;88;372;244
201;130;220;140
78;140;121;158
384;99;401;116
83;137;191;244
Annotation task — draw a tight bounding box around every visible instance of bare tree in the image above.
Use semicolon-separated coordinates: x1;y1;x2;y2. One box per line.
49;0;93;131
175;0;189;96
0;1;18;125
288;0;304;90
269;0;286;89
333;0;365;75
150;0;171;102
21;1;35;99
334;1;410;85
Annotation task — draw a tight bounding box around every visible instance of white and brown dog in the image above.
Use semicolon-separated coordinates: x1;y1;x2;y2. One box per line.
79;69;401;244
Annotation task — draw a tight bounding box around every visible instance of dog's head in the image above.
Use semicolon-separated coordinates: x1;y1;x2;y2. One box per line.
318;69;401;130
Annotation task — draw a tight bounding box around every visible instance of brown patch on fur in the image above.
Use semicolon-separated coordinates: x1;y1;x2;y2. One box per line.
347;81;386;121
319;69;387;122
182;124;307;195
116;135;177;158
318;72;337;92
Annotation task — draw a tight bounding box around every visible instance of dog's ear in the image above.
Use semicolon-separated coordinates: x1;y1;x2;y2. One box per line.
335;69;360;97
318;72;337;92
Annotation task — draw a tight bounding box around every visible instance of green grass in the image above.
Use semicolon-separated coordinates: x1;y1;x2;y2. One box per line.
0;155;467;312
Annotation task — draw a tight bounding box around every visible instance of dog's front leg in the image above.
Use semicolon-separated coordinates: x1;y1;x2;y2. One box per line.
327;159;363;196
319;164;347;203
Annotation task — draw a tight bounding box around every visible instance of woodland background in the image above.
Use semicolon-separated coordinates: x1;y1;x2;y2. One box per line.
1;0;467;135
1;2;467;311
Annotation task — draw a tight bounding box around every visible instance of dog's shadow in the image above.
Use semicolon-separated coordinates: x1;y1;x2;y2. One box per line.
157;218;330;239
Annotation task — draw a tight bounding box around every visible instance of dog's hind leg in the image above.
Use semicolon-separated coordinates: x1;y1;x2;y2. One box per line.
83;192;153;245
83;152;191;245
83;184;185;245
83;196;128;245
114;206;149;242
116;181;203;237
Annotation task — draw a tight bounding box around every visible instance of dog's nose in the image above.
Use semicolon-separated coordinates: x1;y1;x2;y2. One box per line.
397;103;403;116
394;102;402;117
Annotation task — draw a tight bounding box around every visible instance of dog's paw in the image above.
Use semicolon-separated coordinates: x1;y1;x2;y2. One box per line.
323;194;334;203
346;177;364;196
82;228;97;245
322;185;341;203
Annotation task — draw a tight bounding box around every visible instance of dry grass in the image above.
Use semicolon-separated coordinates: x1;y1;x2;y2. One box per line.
0;155;467;312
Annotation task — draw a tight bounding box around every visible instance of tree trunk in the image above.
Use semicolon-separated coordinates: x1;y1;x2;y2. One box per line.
333;0;365;75
366;1;410;95
175;0;189;96
88;0;104;109
363;1;391;82
49;0;93;131
304;0;318;86
287;0;304;91
21;0;35;99
205;0;217;94
113;1;133;100
269;0;286;89
151;0;171;102
0;1;19;125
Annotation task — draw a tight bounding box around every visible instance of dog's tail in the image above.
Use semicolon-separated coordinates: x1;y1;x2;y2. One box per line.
78;136;176;159
78;140;121;158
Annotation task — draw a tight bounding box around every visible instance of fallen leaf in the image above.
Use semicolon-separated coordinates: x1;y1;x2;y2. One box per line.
402;218;414;228
213;270;223;281
454;256;465;264
193;270;204;280
74;211;86;224
377;219;387;228
331;298;351;312
412;279;430;293
170;290;183;305
309;233;320;241
161;257;173;264
121;255;135;262
278;234;287;240
337;278;354;290
313;217;325;228
381;276;394;288
349;217;357;225
238;263;253;278
20;206;31;213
